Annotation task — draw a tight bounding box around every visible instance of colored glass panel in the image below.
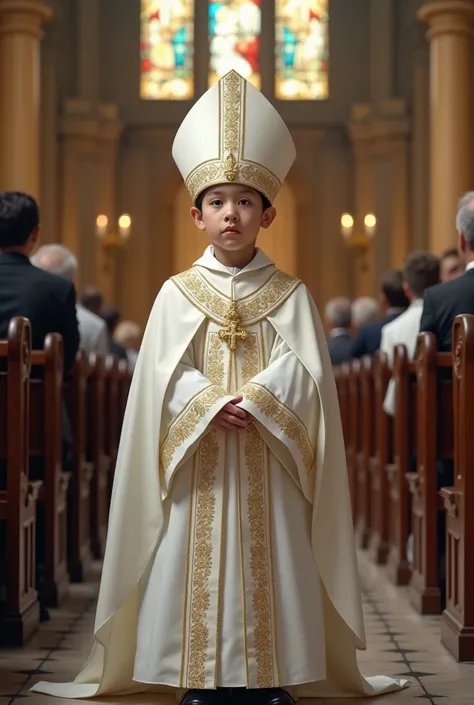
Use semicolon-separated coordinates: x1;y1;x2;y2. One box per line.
208;0;261;89
140;0;194;100
275;0;329;100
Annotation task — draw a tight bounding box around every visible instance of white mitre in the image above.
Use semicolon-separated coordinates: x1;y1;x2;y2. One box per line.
172;70;296;204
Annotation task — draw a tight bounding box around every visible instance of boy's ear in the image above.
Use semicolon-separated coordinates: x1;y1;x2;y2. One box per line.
190;207;206;231
261;206;276;230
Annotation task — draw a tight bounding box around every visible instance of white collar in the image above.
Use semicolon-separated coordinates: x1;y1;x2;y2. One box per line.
465;260;474;272
194;245;275;278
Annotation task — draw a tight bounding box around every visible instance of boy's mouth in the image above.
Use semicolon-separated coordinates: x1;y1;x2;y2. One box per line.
223;227;240;234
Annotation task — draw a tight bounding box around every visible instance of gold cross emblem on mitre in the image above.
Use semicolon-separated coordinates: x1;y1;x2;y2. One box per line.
218;300;248;351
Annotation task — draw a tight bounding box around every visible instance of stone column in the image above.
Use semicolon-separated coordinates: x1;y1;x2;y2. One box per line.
419;0;474;254
0;0;52;197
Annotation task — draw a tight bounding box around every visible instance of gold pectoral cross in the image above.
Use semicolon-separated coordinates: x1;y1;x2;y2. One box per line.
218;300;248;352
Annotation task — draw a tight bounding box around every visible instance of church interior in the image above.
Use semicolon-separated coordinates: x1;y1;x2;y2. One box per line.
2;0;474;703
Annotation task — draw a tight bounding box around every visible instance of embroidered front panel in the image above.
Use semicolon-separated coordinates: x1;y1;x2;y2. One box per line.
205;333;225;388
239;382;315;472
172;268;300;328
183;430;224;689
243;425;276;687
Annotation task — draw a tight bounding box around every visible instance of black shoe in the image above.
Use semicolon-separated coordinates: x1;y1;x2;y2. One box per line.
180;690;220;705
257;689;295;705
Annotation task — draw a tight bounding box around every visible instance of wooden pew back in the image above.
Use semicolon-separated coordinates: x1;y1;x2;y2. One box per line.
441;314;474;660
0;317;40;645
30;334;70;606
386;344;417;586
408;332;452;614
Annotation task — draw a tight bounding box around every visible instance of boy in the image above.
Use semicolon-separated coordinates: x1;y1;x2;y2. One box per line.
32;71;406;703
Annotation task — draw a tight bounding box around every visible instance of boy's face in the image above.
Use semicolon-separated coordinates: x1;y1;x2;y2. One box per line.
190;184;276;257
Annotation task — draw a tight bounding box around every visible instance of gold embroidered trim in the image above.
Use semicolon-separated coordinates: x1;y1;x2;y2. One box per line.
160;385;226;474
187;430;219;688
185;160;280;204
223;70;240;158
245;424;274;687
206;334;225;387
240;382;315;472
241;334;260;386
171;268;300;327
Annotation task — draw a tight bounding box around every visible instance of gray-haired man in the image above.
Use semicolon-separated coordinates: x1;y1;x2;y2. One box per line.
32;244;109;356
420;191;474;351
325;296;353;365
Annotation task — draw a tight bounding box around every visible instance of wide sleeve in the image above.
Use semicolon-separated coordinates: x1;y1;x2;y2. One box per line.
238;335;319;500
159;340;234;494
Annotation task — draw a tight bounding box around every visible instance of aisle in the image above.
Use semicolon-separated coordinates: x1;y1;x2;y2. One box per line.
1;555;473;704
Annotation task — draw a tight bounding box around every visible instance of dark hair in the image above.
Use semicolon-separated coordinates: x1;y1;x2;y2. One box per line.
101;304;121;334
403;251;440;298
195;186;271;212
80;287;103;314
0;191;39;248
441;247;459;260
380;269;410;309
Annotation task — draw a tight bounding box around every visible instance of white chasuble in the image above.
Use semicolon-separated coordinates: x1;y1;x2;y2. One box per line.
133;315;325;690
30;247;408;701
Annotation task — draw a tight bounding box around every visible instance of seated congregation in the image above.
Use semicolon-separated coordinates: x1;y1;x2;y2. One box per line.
331;192;474;663
0;191;134;646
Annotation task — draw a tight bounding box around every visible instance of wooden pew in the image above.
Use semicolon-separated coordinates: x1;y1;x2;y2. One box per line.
87;353;108;559
386;344;416;586
346;360;361;527
369;353;391;564
356;356;374;548
30;334;70;607
407;332;452;614
0;317;41;646
65;349;93;582
440;314;474;660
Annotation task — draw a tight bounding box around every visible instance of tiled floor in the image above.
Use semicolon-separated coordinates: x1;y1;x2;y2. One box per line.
1;552;473;705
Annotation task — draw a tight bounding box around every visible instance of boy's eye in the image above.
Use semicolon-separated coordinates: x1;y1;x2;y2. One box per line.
209;199;222;206
239;199;251;206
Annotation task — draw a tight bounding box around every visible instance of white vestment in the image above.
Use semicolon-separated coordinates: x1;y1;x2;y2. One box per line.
31;248;408;701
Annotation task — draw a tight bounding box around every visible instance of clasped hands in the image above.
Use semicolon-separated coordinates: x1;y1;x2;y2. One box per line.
210;395;254;432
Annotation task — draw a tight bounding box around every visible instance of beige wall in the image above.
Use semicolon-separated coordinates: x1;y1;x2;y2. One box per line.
35;0;432;323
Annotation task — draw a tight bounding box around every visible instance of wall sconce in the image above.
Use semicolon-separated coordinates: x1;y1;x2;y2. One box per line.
340;212;376;270
96;213;132;255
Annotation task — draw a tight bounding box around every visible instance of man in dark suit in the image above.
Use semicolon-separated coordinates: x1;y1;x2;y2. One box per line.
351;269;409;358
0;191;80;620
0;191;80;371
419;192;474;351
325;296;353;365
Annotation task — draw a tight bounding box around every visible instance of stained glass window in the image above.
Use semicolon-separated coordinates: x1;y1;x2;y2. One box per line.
140;0;194;100
275;0;329;100
208;1;261;89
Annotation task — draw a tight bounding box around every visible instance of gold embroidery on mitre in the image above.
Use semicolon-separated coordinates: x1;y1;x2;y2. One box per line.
218;300;248;351
171;268;300;327
222;70;241;157
224;153;237;181
185;161;280;204
239;382;315;472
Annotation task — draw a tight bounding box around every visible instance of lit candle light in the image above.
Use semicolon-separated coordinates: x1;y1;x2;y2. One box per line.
340;213;354;240
364;213;377;238
96;214;108;238
118;214;132;240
